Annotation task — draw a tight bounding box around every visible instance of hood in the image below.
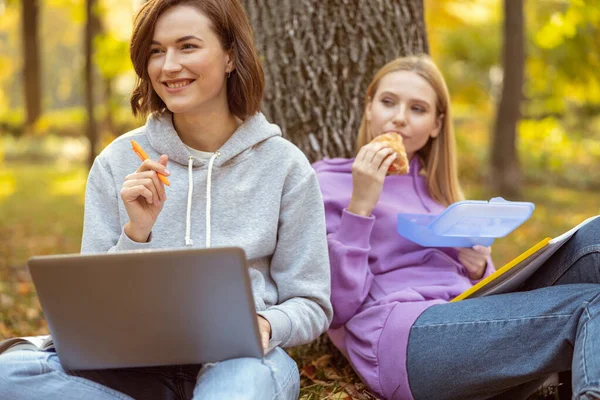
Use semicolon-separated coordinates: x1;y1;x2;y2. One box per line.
143;111;281;248
145;111;282;167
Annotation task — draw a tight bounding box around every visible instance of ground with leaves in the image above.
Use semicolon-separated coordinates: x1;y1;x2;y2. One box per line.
1;163;597;399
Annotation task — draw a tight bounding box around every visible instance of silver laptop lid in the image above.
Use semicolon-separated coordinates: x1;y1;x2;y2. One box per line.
28;247;263;370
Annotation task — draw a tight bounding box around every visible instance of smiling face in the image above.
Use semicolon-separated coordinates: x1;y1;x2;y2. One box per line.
147;5;233;115
365;70;442;160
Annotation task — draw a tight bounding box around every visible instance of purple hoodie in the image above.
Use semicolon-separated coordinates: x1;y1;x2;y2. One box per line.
313;157;494;400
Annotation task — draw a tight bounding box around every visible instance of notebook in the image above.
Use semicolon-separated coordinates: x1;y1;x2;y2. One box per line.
452;215;599;302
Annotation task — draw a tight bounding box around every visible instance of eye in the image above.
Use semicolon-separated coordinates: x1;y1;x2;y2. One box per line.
412;105;426;113
381;98;395;106
181;43;198;50
150;48;163;55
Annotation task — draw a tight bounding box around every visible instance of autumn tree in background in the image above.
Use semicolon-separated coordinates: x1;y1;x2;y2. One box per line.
94;10;131;145
490;0;525;198
21;0;41;131
241;0;429;161
85;0;101;168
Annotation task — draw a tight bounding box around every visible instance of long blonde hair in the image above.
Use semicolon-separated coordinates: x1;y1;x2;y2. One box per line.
356;55;464;206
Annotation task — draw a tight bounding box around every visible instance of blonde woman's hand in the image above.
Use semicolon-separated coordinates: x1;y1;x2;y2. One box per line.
121;155;170;243
347;142;397;217
257;315;271;350
457;245;491;280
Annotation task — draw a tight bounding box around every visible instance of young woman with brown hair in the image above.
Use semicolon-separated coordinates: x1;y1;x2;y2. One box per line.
0;1;332;399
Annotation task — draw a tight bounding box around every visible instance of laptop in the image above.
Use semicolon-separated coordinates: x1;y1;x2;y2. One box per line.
27;247;263;370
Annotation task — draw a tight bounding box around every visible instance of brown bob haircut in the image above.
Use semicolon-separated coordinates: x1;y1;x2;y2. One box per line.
129;0;264;120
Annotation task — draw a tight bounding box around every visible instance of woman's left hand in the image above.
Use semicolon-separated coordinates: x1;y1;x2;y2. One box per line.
257;316;271;350
457;245;491;280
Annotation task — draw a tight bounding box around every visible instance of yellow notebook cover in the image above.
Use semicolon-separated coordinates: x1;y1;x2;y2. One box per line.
451;237;552;302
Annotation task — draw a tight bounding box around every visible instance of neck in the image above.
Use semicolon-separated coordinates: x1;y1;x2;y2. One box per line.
173;101;239;152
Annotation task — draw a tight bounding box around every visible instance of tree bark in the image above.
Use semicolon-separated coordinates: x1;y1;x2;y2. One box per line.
85;0;99;168
490;0;525;198
104;77;116;139
241;0;428;161
21;0;41;131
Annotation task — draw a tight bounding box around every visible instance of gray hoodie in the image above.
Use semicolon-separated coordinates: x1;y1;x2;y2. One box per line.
81;112;332;348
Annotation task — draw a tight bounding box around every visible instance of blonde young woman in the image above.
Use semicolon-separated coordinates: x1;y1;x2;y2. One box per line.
313;55;600;400
0;0;332;399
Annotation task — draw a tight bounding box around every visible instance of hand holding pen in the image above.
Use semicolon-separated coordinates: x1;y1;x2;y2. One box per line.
121;140;171;243
131;140;170;186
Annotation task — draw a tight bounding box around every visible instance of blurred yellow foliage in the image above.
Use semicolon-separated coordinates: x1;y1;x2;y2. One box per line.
49;170;87;197
0;170;15;200
519;117;600;180
535;10;579;49
445;0;499;25
33;108;87;137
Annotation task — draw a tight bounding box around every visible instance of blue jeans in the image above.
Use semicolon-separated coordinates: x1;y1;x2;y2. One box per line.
407;217;600;400
0;347;299;400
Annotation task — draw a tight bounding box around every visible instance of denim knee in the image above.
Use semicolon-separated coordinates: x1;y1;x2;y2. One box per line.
0;350;49;377
559;219;600;282
194;348;299;400
572;218;600;250
0;351;52;398
0;351;133;400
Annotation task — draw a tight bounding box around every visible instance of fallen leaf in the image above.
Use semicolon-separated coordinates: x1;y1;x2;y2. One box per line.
17;282;32;296
329;392;350;399
302;363;316;380
312;354;332;369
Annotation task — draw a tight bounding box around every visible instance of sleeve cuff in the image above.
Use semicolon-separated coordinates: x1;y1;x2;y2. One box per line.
258;308;292;346
333;209;375;249
113;227;153;252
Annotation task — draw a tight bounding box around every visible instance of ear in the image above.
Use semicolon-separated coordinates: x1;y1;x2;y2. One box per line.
431;113;444;138
365;99;373;121
225;51;236;73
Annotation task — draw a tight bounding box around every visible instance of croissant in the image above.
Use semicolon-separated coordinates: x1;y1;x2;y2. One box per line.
370;132;410;175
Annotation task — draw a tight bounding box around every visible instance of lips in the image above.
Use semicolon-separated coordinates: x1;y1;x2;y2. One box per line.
162;79;195;89
384;130;408;139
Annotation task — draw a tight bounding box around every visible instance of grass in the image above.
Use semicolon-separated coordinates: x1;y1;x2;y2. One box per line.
1;162;598;399
0;163;86;338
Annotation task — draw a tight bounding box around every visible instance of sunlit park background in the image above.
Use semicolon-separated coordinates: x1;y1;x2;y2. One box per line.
1;0;600;398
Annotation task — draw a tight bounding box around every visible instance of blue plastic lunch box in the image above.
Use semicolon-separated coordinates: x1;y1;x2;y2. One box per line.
396;197;535;247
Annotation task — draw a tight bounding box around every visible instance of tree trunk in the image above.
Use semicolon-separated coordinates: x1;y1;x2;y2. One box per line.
85;0;99;168
95;17;117;142
490;0;524;198
241;0;429;161
104;77;116;139
21;0;41;131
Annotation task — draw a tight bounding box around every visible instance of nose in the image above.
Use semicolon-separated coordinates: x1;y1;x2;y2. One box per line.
162;49;183;74
392;104;408;127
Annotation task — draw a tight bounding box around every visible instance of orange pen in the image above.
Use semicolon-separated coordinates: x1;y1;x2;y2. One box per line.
130;140;171;186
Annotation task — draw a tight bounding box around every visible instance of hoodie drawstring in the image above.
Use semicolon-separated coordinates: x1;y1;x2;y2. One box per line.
184;152;220;248
185;156;195;246
205;152;219;248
